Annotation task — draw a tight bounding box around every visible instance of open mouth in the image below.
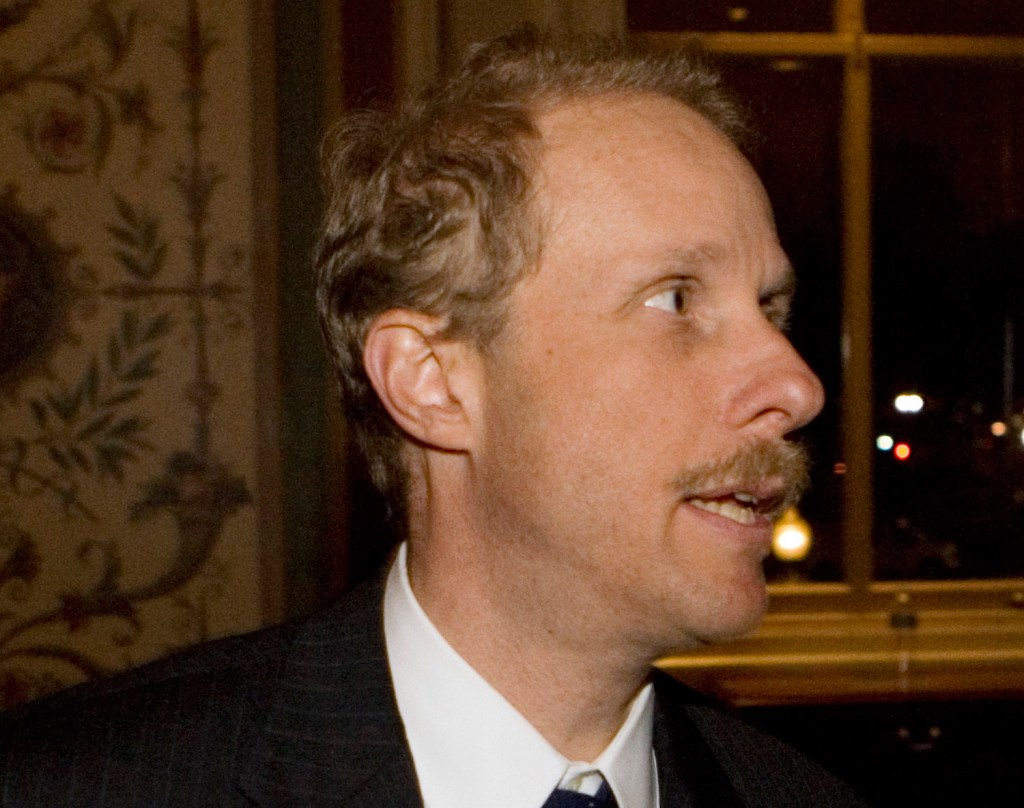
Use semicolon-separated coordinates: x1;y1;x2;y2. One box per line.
686;489;785;527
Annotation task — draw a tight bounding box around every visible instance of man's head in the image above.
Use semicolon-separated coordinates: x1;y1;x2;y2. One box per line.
315;27;747;535
317;28;824;651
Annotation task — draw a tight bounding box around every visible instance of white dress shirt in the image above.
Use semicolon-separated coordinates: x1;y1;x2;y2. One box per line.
384;543;659;808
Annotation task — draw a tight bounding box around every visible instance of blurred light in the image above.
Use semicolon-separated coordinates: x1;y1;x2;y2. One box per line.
1020;427;1024;447
876;434;894;451
992;421;1007;437
894;442;911;460
772;507;812;562
727;6;749;22
894;393;924;414
833;462;847;475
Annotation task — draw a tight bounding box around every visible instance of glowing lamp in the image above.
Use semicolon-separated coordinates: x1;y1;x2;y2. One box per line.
876;434;894;451
894;393;924;414
772;507;812;562
894;442;911;461
992;421;1007;437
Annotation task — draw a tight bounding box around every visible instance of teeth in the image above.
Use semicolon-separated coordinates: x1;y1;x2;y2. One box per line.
734;492;759;505
689;497;757;525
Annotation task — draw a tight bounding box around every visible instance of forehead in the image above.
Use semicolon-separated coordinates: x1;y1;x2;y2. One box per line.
536;91;736;170
529;92;778;272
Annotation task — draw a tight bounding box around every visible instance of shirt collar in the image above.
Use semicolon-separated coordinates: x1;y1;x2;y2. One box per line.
384;543;657;808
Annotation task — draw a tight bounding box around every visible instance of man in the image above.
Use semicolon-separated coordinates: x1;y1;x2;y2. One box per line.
0;28;866;807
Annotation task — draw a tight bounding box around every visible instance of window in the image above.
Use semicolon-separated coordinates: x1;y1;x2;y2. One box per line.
631;0;1024;703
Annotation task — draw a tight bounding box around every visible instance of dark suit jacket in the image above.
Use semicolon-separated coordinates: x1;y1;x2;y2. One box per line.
0;571;867;807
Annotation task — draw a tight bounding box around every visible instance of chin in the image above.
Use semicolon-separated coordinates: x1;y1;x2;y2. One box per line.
696;586;769;644
711;614;765;643
655;596;767;655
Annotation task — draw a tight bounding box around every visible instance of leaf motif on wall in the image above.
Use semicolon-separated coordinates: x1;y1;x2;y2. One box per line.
0;0;262;708
21;309;169;487
107;196;168;281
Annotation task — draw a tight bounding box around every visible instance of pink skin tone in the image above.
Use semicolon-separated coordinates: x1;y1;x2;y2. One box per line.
400;92;824;759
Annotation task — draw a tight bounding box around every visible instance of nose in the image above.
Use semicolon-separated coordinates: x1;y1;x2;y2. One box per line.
721;327;825;438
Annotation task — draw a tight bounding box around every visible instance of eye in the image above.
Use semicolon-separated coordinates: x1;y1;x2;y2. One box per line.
644;285;688;315
760;292;792;331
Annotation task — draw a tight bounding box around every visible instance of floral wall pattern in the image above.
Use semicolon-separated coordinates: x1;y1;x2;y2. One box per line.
0;0;276;707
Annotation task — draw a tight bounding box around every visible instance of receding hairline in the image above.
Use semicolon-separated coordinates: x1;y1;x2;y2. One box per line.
530;89;744;165
523;89;760;253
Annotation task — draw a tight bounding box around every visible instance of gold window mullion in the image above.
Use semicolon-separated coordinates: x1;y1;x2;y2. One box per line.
836;0;874;600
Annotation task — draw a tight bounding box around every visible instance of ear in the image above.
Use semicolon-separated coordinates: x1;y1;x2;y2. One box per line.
363;309;479;452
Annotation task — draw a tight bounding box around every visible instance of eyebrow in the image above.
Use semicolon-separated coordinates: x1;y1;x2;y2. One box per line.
663;243;728;272
763;265;797;300
664;244;798;294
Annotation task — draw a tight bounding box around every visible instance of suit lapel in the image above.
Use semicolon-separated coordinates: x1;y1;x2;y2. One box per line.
237;571;422;807
652;671;744;808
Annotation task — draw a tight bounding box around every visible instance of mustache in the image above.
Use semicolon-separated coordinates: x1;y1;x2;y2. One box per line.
671;439;811;516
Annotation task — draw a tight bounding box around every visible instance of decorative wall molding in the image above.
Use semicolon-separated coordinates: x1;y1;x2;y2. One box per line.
0;0;280;708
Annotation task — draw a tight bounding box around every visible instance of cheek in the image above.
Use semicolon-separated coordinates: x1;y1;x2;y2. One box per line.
481;351;630;504
491;326;721;487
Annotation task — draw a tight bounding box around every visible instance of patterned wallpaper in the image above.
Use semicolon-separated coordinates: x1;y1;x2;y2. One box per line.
0;0;276;707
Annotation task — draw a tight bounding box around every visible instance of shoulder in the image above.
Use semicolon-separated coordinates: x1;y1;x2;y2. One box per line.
0;621;298;806
652;671;871;807
0;572;389;806
2;618;296;725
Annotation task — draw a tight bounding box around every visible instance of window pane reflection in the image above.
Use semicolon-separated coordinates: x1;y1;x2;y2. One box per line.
717;57;844;582
628;1;833;33
872;60;1024;580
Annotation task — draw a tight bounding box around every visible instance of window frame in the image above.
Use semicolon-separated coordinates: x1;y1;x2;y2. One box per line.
638;1;1024;704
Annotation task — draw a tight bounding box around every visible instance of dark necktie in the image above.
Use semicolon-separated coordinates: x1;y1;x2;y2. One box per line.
542;778;619;808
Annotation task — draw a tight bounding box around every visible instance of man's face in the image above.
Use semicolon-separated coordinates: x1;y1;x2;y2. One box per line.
470;93;824;654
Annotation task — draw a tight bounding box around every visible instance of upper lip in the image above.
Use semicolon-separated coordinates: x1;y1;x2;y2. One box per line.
683;480;789;519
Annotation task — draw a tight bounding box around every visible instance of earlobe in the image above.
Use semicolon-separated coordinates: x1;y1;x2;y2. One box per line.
363;310;476;452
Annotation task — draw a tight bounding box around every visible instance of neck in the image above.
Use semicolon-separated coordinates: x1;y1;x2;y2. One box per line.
407;533;655;761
